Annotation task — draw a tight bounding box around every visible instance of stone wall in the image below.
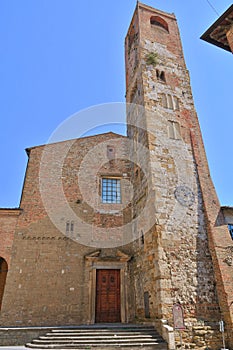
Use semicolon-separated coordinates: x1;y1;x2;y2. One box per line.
0;327;55;346
125;3;229;349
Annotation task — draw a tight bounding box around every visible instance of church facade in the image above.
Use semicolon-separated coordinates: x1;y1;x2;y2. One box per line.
0;3;233;349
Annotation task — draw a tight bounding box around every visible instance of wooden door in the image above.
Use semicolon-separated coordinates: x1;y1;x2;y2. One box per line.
95;269;121;323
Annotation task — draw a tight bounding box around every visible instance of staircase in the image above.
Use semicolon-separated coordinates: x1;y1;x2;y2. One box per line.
25;324;168;349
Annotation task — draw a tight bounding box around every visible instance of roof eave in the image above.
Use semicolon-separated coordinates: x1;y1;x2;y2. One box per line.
200;4;233;52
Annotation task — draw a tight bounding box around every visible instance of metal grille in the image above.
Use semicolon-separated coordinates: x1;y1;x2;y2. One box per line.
102;178;121;204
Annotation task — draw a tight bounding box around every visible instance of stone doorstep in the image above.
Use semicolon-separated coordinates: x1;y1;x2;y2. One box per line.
47;331;160;334
26;345;165;349
26;346;167;350
26;348;167;350
39;334;163;338
0;325;168;349
0;348;159;350
28;341;164;344
31;339;163;343
25;324;167;349
0;324;160;330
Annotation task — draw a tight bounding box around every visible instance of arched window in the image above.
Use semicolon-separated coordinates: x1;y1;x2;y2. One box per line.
0;257;8;310
150;16;169;33
156;69;166;83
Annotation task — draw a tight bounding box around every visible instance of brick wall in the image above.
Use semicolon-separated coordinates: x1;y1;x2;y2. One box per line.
0;209;21;311
0;132;134;326
0;209;21;266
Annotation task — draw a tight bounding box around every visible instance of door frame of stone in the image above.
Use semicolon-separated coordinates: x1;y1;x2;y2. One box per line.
85;250;131;324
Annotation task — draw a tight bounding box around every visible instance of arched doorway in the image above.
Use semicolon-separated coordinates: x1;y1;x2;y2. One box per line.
0;257;8;310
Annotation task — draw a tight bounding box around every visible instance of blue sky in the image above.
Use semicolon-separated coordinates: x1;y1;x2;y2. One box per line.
0;0;232;207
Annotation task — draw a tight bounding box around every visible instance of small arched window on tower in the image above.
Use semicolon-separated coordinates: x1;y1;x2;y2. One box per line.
150;16;169;33
156;69;166;83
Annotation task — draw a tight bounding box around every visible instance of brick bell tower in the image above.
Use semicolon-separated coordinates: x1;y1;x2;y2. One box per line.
125;2;233;348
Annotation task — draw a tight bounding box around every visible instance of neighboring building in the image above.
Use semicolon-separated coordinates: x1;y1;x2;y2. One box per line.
201;4;233;53
0;2;233;349
222;206;233;239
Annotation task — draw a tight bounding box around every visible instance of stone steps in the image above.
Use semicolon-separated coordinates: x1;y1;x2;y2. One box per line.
25;324;168;349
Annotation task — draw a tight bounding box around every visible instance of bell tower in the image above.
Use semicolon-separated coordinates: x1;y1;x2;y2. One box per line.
125;2;233;348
